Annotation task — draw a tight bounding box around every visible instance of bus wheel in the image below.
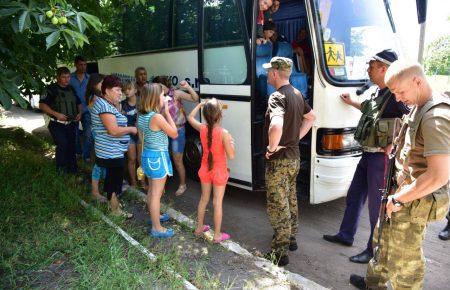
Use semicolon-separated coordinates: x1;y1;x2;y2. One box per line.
183;137;202;181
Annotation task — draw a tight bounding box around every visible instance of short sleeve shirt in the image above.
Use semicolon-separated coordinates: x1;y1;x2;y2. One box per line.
264;84;312;160
397;96;450;182
91;97;130;159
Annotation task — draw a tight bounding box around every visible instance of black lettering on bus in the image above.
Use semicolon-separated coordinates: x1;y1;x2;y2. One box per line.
172;76;178;86
195;78;200;89
185;78;191;86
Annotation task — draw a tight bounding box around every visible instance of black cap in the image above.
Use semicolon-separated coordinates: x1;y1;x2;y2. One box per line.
368;49;398;66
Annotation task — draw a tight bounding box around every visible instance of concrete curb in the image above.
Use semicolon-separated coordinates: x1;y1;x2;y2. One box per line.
80;200;198;290
133;189;328;290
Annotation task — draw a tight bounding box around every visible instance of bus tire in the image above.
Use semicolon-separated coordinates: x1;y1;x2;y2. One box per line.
183;136;202;181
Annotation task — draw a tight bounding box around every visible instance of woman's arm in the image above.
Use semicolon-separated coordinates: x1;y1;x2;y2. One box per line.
100;113;137;137
175;81;199;102
187;102;203;132
222;129;235;160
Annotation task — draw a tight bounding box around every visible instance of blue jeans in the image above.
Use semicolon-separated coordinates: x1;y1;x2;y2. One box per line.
80;112;93;160
48;121;78;173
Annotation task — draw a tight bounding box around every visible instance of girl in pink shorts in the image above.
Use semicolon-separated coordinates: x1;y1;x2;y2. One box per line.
187;99;235;243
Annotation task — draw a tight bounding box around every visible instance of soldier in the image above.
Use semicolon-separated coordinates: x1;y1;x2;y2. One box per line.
438;211;450;240
263;57;316;266
323;49;409;264
350;61;450;289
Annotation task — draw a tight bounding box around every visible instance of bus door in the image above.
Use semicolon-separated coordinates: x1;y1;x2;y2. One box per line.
198;0;253;190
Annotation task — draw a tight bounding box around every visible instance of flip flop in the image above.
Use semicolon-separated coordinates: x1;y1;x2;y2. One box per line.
194;225;210;236
146;213;170;225
175;184;187;196
213;232;230;244
149;228;174;238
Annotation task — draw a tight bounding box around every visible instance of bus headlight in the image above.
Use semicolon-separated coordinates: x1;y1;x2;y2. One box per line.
317;128;362;156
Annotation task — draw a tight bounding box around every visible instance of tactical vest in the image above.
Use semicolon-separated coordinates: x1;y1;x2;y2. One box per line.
354;90;397;148
52;85;78;120
394;94;450;223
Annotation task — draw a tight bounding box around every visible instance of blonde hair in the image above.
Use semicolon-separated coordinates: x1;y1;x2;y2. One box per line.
122;80;135;92
139;83;162;114
385;61;425;87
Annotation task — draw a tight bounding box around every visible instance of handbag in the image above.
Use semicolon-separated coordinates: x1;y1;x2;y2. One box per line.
136;131;145;181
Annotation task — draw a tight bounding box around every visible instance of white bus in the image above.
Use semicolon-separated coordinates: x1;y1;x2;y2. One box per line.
98;0;418;204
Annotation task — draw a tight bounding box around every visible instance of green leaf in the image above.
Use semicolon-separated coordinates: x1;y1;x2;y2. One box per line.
0;7;21;17
79;12;101;32
18;10;31;32
76;13;86;33
45;30;61;49
62;31;74;48
0;89;13;110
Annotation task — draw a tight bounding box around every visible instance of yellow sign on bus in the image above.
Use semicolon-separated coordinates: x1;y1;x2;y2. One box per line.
324;42;345;66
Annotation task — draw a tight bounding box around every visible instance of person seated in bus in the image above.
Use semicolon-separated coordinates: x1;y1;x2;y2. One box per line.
137;83;178;238
121;81;139;189
256;21;276;45
292;28;312;76
152;76;199;196
257;0;273;39
85;73;107;203
187;99;235;244
134;66;149;98
265;0;280;21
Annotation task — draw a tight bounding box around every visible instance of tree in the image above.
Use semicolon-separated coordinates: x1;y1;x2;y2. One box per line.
424;35;450;76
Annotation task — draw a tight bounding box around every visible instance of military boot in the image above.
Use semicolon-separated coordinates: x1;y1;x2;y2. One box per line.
438;221;450;241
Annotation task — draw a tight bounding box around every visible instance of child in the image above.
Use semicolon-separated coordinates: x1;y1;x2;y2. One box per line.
137;83;178;238
187;99;235;243
121;81;139;188
85;73;107;203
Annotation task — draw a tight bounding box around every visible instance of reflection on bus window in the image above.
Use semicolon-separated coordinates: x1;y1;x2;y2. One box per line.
316;0;401;82
174;0;198;47
203;0;248;85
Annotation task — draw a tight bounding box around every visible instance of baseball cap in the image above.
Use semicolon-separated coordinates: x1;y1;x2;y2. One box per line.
262;56;293;71
368;49;398;66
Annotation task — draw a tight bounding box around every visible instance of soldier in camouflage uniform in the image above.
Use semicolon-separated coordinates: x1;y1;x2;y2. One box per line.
350;62;450;289
263;57;316;266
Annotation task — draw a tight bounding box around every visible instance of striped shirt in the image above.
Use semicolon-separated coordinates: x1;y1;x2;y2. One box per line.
91;97;130;159
137;111;168;151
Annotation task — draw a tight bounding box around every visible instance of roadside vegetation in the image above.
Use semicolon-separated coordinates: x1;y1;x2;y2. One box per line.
0;127;223;289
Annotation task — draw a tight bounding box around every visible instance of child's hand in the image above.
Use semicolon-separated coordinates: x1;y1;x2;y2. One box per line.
179;80;190;89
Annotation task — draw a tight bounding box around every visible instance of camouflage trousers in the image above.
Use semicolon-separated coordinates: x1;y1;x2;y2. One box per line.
366;204;429;289
265;158;300;256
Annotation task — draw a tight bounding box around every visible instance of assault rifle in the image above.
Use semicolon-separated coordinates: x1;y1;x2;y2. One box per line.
373;145;397;264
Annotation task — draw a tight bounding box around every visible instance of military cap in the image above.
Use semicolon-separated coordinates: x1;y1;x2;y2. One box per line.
263;56;293;71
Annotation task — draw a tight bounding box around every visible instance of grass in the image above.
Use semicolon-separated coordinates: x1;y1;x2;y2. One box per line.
0;127;224;289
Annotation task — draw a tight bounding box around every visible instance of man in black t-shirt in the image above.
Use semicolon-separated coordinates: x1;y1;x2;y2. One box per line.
263;57;316;266
39;67;82;173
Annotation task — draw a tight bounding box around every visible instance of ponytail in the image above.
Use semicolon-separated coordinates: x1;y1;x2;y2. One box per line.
207;121;214;171
202;98;223;172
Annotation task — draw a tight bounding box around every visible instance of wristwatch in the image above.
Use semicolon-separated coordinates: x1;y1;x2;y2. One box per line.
391;197;404;207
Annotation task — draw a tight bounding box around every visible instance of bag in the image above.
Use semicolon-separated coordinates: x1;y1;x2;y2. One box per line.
354;90;392;147
137;131;145;181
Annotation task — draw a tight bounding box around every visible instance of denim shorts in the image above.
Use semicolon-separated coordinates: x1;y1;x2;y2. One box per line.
142;149;173;180
92;164;106;181
169;126;186;154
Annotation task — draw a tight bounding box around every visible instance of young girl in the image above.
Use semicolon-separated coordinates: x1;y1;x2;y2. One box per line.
187;99;235;243
121;81;139;188
137;83;178;238
85;73;107;203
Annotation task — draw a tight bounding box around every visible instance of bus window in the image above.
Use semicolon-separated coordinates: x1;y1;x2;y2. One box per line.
315;0;401;83
120;1;171;53
174;0;198;47
203;0;248;85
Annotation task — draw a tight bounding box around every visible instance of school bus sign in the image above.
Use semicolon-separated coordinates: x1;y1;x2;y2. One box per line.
324;42;345;66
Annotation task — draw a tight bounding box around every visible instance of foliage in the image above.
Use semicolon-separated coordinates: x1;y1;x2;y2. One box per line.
424;35;450;76
0;0;103;109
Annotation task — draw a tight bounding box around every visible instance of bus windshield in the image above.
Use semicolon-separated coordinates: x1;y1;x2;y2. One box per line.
316;0;402;82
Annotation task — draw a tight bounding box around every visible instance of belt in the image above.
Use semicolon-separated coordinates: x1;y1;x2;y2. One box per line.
50;118;74;125
363;146;385;153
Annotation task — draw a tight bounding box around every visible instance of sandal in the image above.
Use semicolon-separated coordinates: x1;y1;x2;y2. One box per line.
213;232;230;244
194;225;210;237
92;194;107;203
149;228;174;238
175;184;187;196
